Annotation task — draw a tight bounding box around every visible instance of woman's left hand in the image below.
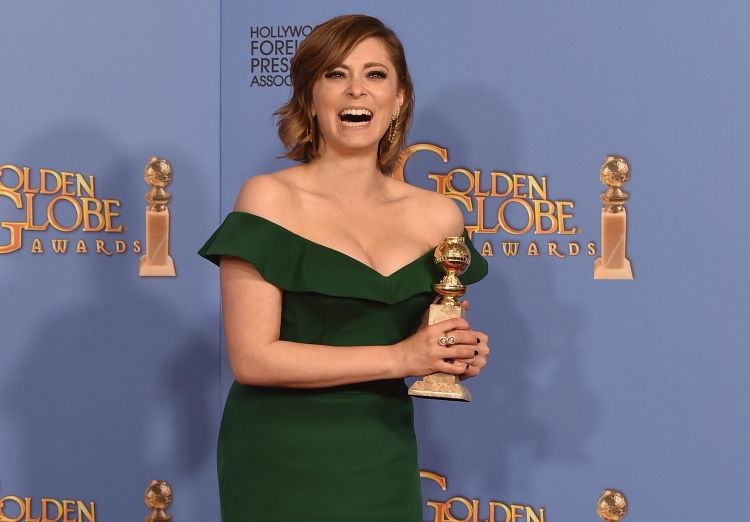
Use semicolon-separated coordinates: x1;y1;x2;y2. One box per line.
418;299;490;380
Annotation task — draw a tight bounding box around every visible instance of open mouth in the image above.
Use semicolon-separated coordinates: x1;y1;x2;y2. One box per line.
339;108;373;127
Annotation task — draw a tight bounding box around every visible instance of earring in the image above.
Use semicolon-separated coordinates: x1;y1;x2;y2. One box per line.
306;110;316;140
388;108;400;144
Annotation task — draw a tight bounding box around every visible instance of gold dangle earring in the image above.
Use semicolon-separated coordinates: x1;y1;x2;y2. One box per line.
388;108;400;144
306;110;315;141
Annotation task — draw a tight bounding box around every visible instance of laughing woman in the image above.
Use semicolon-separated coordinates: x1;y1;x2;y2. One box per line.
199;14;489;522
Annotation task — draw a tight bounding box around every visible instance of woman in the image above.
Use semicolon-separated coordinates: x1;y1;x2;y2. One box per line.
199;14;490;522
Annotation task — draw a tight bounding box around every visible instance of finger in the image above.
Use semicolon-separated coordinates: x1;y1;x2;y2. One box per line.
445;347;477;360
456;350;480;363
462;361;481;373
465;331;490;351
467;330;489;344
459;367;479;381
459;357;485;380
432;317;469;331
460;300;469;311
456;348;487;366
440;359;470;374
458;342;488;357
443;331;481;346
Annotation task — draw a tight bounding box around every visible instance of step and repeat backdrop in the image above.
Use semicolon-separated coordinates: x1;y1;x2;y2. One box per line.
2;1;749;521
0;2;222;522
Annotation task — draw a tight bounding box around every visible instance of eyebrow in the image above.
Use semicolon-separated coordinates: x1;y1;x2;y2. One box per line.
335;62;390;71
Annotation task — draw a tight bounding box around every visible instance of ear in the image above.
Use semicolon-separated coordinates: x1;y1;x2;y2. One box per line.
396;89;405;112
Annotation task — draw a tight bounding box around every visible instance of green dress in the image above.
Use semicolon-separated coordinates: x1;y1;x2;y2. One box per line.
199;211;487;522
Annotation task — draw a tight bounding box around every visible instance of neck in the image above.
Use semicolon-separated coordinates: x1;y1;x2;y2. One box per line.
305;143;387;200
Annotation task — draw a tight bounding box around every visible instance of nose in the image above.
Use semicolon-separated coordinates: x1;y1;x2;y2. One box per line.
347;75;365;98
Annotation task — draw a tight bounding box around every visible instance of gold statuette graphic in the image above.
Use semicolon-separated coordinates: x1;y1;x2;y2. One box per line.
139;157;176;277
409;237;472;402
144;480;172;522
594;156;633;279
597;489;627;522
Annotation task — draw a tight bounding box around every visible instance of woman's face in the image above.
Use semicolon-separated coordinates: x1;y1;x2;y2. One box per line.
311;37;404;158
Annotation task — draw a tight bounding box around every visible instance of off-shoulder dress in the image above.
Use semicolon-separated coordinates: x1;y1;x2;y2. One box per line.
199;211;487;522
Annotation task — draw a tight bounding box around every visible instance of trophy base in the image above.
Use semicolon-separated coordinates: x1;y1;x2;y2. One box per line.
593;257;633;280
408;302;472;401
139;255;176;277
409;373;472;401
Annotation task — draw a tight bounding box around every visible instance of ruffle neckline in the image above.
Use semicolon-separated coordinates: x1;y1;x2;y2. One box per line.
198;211;488;305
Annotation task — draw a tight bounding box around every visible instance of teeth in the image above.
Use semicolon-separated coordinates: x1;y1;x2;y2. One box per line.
339;108;372;116
341;120;369;127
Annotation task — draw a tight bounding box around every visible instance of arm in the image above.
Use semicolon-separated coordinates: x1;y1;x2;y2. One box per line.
220;255;475;387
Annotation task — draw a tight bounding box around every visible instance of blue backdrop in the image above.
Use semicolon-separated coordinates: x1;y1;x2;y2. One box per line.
0;2;221;521
2;1;749;521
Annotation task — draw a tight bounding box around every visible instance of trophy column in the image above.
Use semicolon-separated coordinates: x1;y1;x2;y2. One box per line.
409;237;473;402
139;157;176;277
594;155;633;280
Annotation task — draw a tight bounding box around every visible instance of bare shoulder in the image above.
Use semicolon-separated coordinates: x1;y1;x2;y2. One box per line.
386;177;465;239
420;189;465;238
233;166;303;222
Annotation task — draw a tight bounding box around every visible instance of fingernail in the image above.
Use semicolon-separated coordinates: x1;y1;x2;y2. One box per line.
466;364;470;369
475;350;478;355
476;337;480;344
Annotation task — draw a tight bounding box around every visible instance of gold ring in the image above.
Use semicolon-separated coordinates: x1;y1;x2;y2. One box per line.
438;335;450;346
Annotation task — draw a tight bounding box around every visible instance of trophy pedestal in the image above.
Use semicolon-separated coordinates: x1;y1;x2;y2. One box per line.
594;208;633;280
593;258;632;280
408;372;472;401
139;255;176;276
408;303;472;402
139;208;176;277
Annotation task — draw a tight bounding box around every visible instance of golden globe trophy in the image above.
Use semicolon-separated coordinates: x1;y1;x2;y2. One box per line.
408;237;472;402
139;157;176;277
144;480;172;522
594;155;633;279
597;489;627;522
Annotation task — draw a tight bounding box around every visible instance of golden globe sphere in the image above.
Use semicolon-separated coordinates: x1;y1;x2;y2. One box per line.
144;480;172;510
600;156;630;188
597;489;627;522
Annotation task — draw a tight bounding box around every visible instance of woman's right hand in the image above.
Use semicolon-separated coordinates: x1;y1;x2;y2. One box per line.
396;317;478;377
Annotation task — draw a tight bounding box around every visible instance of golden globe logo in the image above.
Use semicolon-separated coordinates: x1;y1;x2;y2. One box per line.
395;144;597;259
421;472;545;522
0;496;95;522
0;164;140;255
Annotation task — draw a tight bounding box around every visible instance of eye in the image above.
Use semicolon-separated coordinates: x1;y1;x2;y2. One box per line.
324;70;346;79
368;70;388;79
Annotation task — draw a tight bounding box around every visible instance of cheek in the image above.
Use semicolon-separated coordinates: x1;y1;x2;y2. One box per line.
311;82;330;113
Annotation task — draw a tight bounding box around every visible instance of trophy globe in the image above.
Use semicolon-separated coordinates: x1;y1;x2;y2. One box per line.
597;489;627;522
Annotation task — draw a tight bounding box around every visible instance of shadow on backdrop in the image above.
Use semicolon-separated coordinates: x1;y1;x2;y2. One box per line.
0;126;218;521
408;86;601;509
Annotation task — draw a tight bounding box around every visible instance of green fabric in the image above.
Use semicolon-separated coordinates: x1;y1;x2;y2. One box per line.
199;211;488;522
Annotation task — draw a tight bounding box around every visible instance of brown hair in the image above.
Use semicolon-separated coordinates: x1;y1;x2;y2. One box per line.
274;15;414;174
